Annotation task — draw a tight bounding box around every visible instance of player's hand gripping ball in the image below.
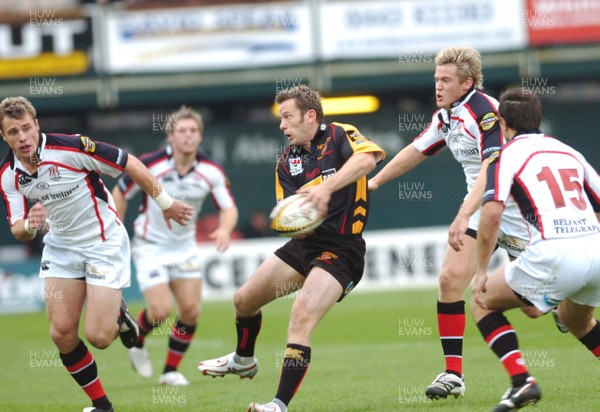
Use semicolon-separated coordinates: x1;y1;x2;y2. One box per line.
269;193;324;237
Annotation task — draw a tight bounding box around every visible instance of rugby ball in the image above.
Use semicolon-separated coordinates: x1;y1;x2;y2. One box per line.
269;193;324;237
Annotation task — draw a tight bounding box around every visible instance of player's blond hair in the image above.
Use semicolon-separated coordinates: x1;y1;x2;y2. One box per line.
435;46;483;90
275;85;324;123
0;96;37;133
167;105;204;135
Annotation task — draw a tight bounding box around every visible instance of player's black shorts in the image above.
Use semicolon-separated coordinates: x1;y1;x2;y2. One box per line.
274;233;366;302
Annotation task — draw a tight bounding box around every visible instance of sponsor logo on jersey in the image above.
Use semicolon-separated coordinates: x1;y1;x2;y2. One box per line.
322;168;337;180
289;156;303;176
316;137;332;160
80;135;96;154
487;150;500;164
480;112;498;131
305;167;321;180
41;261;50;271
36;182;50;190
18;174;33;186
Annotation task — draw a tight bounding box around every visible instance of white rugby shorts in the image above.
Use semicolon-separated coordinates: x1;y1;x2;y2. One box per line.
132;238;203;292
469;206;530;258
505;234;600;313
39;225;131;289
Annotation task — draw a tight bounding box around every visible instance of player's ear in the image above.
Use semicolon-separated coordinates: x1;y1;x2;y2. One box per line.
463;77;474;90
306;108;317;122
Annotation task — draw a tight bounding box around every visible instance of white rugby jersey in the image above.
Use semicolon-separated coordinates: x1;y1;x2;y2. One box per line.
484;133;600;244
413;88;503;192
0;132;128;247
116;145;235;246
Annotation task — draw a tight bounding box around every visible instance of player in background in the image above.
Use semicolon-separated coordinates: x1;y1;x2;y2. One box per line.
112;106;238;386
472;88;600;411
368;46;540;399
0;96;192;412
198;85;385;412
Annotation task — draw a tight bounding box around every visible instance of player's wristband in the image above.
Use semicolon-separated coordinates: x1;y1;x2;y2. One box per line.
154;188;174;210
23;218;37;235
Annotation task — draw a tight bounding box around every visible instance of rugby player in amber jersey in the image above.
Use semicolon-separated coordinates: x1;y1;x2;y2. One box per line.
198;85;385;412
0;96;192;412
368;46;544;400
472;88;600;411
113;105;238;386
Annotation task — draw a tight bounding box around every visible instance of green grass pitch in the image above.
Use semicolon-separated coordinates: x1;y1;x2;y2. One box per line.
0;288;598;411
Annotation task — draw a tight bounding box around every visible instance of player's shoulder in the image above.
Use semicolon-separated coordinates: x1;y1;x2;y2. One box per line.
45;132;84;150
138;147;169;167
197;152;227;174
330;121;371;143
465;90;499;118
0;151;13;176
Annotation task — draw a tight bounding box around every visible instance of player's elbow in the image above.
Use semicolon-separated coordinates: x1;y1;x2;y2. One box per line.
360;152;378;174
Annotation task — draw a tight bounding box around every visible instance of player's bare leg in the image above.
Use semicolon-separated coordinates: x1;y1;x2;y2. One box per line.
127;283;171;378
85;284;122;349
249;266;342;412
426;235;477;400
47;278;114;412
155;278;202;386
198;255;304;379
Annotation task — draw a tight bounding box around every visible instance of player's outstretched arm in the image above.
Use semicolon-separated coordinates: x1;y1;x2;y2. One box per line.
368;144;427;191
124;155;194;229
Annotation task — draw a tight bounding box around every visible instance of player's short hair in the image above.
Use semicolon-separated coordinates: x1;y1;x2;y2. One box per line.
275;85;324;122
167;105;203;135
435;46;483;89
498;88;542;132
0;96;37;132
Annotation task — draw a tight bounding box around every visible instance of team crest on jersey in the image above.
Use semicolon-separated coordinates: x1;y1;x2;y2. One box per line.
49;165;61;181
289;156;303;176
80;135;96;154
348;130;367;144
480;112;498;131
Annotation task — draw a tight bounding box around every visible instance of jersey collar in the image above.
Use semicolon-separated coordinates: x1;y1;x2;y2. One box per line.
310;123;327;148
449;87;476;113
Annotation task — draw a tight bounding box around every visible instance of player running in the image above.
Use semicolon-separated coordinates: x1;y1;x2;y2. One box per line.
471;88;600;411
368;46;542;399
0;96;192;412
197;85;385;412
113;105;238;386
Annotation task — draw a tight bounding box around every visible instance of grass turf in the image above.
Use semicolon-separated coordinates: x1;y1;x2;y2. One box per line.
0;288;597;411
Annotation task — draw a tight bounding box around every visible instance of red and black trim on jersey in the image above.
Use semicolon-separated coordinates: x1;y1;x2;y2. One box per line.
462;90;502;161
484;145;543;232
274;122;385;236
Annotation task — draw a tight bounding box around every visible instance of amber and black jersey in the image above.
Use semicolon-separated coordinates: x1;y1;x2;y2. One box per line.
275;122;385;236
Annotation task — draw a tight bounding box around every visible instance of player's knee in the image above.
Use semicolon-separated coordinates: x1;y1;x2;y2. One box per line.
438;268;465;295
233;289;257;316
148;304;172;322
520;306;543;319
85;330;113;349
49;322;78;347
179;303;200;323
